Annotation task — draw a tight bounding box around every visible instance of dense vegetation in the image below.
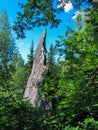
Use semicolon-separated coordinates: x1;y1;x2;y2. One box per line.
0;0;98;130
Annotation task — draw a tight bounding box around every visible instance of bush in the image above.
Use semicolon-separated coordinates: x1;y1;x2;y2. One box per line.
63;125;79;130
79;118;98;130
0;90;43;130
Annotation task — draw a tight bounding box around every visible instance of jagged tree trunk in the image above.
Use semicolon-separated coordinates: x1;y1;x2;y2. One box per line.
23;29;50;108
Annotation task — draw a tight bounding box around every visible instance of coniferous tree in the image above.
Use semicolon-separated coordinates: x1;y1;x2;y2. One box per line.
11;54;26;92
40;44;61;111
27;39;34;70
47;43;55;72
0;11;17;89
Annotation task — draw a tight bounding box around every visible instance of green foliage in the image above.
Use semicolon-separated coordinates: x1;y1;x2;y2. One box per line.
0;89;43;130
1;2;98;130
27;39;34;69
47;43;56;72
13;0;96;38
79;118;98;130
11;57;25;90
63;125;79;130
44;7;98;129
37;7;98;129
40;44;61;110
0;11;18;89
13;0;61;38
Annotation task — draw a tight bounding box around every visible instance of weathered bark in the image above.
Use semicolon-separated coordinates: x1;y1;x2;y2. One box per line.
23;29;48;108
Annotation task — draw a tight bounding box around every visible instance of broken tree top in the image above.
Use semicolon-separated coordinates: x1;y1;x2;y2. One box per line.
23;29;47;107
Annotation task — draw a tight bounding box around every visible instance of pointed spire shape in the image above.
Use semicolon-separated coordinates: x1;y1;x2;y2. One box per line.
23;29;48;107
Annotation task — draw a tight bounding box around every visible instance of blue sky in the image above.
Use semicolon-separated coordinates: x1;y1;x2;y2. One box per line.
0;0;77;62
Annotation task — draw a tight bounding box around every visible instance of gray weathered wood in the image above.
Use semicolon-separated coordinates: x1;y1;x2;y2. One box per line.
23;29;48;107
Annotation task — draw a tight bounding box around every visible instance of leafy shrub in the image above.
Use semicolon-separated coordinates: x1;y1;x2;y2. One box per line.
79;118;98;130
63;125;79;130
0;90;42;130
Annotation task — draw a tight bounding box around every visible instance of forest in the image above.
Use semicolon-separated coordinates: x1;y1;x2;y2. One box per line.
0;0;98;130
